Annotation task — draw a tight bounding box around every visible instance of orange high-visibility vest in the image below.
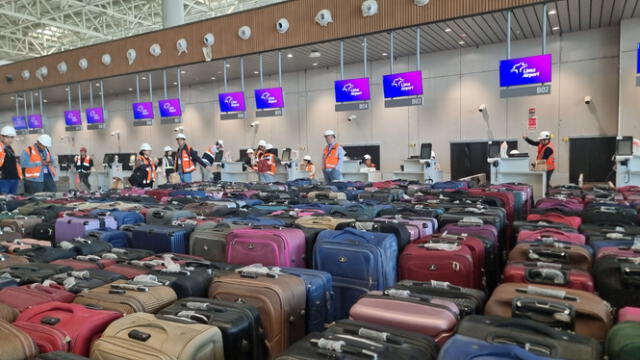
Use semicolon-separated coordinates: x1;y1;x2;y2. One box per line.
264;153;276;175
0;143;22;179
24;145;55;180
305;164;316;179
537;142;556;171
323;143;341;169
175;145;195;173
138;155;157;184
75;155;92;173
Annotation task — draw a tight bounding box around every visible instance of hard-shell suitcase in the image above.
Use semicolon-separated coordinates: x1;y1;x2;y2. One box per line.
90;312;224;360
0;263;73;285
13;302;123;356
0;215;43;236
0;252;28;269
617;306;640;322
594;256;640;310
313;228;398;319
503;261;595;292
485;283;613;342
439;334;561;360
349;290;459;346
0;302;19;322
0;283;75;311
517;228;586;245
209;265;306;357
454;315;602;360
606;322;640;360
145;208;197;225
390;280;486;316
0;319;39;360
294;216;354;230
509;241;593;272
73;279;177;315
54;216;117;244
280;267;335;332
85;228;130;248
375;215;436;240
226;227;306;268
158;297;266;360
189;222;247;262
130;223;191;254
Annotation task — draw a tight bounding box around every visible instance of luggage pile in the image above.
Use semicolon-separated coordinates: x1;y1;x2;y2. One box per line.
0;181;638;359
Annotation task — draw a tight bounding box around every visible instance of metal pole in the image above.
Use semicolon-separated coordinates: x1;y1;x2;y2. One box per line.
67;87;72;110
223;60;228;92
30;92;34;114
542;4;548;54
259;54;264;88
240;57;245;91
100;80;105;108
507;11;512;59
278;51;282;87
363;36;368;77
148;73;153;101
416;27;421;70
23;93;27;117
78;84;82;111
340;40;344;80
39;90;43;115
390;31;395;74
177;67;182;99
15;94;19;116
163;70;168;99
136;75;140;102
89;82;94;107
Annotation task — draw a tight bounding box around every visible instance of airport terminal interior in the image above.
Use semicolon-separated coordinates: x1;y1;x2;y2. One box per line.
0;0;639;359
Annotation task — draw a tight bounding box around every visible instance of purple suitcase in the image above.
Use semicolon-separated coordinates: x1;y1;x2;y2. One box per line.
440;219;499;245
225;226;306;268
376;215;437;240
54;216;118;244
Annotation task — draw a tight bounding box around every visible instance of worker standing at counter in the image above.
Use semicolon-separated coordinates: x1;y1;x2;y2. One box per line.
523;130;556;185
322;129;345;182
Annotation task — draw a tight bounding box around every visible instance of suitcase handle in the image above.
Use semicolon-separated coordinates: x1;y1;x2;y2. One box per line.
512;296;576;331
525;268;568;286
490;318;574;340
515;286;577;301
527;249;568;262
310;338;378;359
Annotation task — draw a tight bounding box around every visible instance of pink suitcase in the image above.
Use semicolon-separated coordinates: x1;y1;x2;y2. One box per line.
270;209;325;217
0;238;51;253
618;307;640;322
54;216;118;244
376;215;436;240
349;290;459;346
595;246;640;260
226;227;306;268
517;228;586;245
503;261;595;292
119;188;146;196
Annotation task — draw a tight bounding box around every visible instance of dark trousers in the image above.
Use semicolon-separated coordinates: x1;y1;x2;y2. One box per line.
79;173;91;191
25;175;56;194
546;169;554;186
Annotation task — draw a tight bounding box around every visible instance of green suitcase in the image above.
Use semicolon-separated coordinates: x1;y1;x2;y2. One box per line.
606;322;640;360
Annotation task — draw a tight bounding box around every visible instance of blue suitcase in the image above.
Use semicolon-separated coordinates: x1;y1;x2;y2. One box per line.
85;228;130;248
280;267;335;332
432;181;468;191
130;224;191;253
313;227;398;319
169;190;207;198
89;210;145;227
438;335;554;360
287;179;313;188
222;216;285;226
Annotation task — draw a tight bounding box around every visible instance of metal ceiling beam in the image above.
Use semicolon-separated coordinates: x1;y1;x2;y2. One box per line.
0;8;110;39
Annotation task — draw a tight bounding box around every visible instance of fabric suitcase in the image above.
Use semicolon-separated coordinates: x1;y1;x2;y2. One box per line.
90;312;224;360
526;212;582;229
335;220;411;252
606;322;640;360
48;269;127;293
145;270;212;299
439;207;506;233
588;232;638;253
50;257;116;271
432;181;468;191
0;252;28;269
73;279;177;314
15;245;76;263
617;306;640;322
503;261;594;292
13;302;123;356
102;263;150;279
189;222;247;262
226;227;306;268
517;228;586;245
349;290;459;346
0;301;19;322
307;191;347;201
439;334;564;360
54;216;117;244
594;256;640;310
357;191;393;203
130;223;191;254
390;280;486;316
158;297;266;360
313;228;398;319
209;265;306;357
85;228;130;248
294;216;355;230
485;283;613;342
0;215;43;236
0;319;39;360
0;263;73;285
32;221;56;242
145;208;197;225
0;283;75;311
582;206;638;225
596;246;640;259
35;352;90;360
279;267;335;332
0;237;50;253
64;238;112;256
105;211;144;227
101;247;154;262
509;241;593;272
222;216;285;227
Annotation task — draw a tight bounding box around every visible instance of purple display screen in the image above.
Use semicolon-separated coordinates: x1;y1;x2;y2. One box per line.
383;71;424;98
158;98;182;117
500;54;552;87
218;92;246;112
254;88;285;109
12;116;27;130
132;102;154;120
637;43;640;74
28;114;43;129
334;78;371;103
85;107;105;124
64;110;82;126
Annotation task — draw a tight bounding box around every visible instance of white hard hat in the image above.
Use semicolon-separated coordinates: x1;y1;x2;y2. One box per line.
510;150;520;155
163;146;173;152
0;126;16;137
364;154;372;160
37;134;52;147
216;140;224;147
266;143;274;150
258;140;267;147
303;155;311;161
324;129;336;137
175;133;186;140
140;143;152;151
538;131;551;140
246;148;254;153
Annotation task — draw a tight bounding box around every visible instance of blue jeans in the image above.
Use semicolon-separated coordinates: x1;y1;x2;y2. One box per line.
0;179;19;194
323;168;343;183
259;173;275;183
179;172;192;183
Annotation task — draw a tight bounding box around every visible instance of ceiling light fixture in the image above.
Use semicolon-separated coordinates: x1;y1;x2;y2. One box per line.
552;26;560;30
225;64;231;68
10;96;14;100
142;76;147;80
95;83;101;87
173;82;177;85
548;9;557;15
445;28;452;32
459;41;465;45
181;70;186;74
128;88;133;91
309;51;322;58
210;77;216;80
254;71;259;74
287;53;293;58
43;99;48;103
382;52;388;56
312;62;319;66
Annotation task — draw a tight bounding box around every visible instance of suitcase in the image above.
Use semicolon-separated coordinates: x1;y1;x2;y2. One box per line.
130;224;191;254
588;232;638;253
0;215;43;236
0;283;75;311
48;269;127;293
226;227;306;268
517;228;586;245
158;297;266;360
294;216;355;230
101;247;155;262
335;220;411;252
0;263;73;285
503;261;595;292
15;245;77;263
418;233;486;288
189;222;249;262
432;181;468;191
50;256;116;271
485;283;613;342
390;280;486;316
90;312;224;360
582;206;638;225
617;306;640;323
209;265;306;357
439;334;569;360
64;237;113;256
85;228;130;248
439;207;506;234
279;267;335;332
357;191;393;203
594;256;640;310
0;252;28;269
307;191;347;201
91;210;144;227
0;319;39;360
222;216;286;227
526;212;583;229
35;352;90;360
144;270;213;299
0;237;50;253
606;322;640;360
348;290;459;346
0;302;19;322
13;302;123;356
508;241;593;272
73;279;177;315
313;228;398;319
54;216;117;244
375;215;436;240
183;202;228;217
145;208;197;225
454;315;602;360
596;246;640;260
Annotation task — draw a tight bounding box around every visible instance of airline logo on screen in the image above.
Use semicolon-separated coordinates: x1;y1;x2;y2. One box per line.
335;78;370;102
500;54;552;87
225;96;240;107
12;116;27;130
137;105;149;116
383;71;423;98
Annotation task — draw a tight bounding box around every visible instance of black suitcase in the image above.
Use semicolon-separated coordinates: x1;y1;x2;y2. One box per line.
580;223;640;237
335;220;411;252
389;280;486;316
158;297;266;360
358;191;393;203
514;221;579;234
378;204;443;218
594;256;640;310
439;207;506;230
103;247;155;262
49;268;128;293
35;351;90;359
0;263;73;284
581;206;638;225
456;315;602;360
15;245;77;263
32;221;56;242
293;225;325;267
147;269;213;298
66;238;113;256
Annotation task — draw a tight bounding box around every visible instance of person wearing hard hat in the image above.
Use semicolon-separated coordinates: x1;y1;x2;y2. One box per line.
257;143;277;183
134;143;158;188
523;131;556;184
255;140;267;163
300;155;316;179
173;133;208;183
362;154;376;169
74;147;94;191
202;140;225;182
161;146;176;181
21;134;57;194
322;129;345;182
243;148;257;171
0;126;22;194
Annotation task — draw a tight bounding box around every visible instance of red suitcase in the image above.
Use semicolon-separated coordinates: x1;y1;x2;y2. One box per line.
0;283;75;311
503;261;594;292
102;263;150;279
14;302;122;356
517;228;586;245
50;256;116;271
526;213;582;229
618;306;640;323
349;290;459;346
596;246;640;260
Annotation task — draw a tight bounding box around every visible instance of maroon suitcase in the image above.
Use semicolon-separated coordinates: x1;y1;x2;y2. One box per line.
0;283;75;312
517;228;586;245
349;290;459;346
50;256;116;271
102;263;150;279
503;261;595;292
440;220;499;245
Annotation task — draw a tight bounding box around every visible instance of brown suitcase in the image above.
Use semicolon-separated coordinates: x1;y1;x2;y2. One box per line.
0;302;19;322
508;241;593;271
183;202;225;217
209;265;306;357
485;283;613;342
307;191;347;201
0;215;43;237
73;279;177;315
90;312;224;360
0;319;39;359
0;252;29;269
294;216;354;230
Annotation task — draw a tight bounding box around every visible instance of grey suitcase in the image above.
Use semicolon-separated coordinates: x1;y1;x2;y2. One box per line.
189;222;248;262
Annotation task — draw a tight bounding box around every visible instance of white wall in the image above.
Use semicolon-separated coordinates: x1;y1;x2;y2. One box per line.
619;17;640;138
0;26;621;184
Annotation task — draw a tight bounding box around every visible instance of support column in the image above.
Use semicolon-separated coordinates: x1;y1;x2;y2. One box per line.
162;0;184;28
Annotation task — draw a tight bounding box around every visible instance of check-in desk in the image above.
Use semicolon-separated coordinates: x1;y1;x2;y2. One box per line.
616;155;640;187
284;161;312;181
392;158;441;183
341;160;382;182
489;157;547;200
221;162;258;183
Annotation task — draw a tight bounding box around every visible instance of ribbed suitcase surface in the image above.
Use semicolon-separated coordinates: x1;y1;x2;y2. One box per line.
130;224;191;254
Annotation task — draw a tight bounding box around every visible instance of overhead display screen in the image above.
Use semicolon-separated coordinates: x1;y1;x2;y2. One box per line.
334;78;371;103
383;70;424;98
499;54;552;87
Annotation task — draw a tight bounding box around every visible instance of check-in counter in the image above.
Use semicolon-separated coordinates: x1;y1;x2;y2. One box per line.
341;160;382;182
489;157;546;200
392;158;441;183
616;155;640;187
221;162;258;183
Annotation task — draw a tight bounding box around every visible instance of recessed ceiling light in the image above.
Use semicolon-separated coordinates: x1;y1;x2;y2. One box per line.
552;26;560;30
180;70;186;74
309;51;321;58
34;92;38;96
217;71;222;74
210;76;216;80
9;96;14;100
95;83;101;87
445;28;452;32
254;71;259;74
141;76;147;80
312;62;319;66
128;87;133;91
287;53;293;58
225;64;231;68
460;34;466;37
548;9;557;15
173;82;177;85
382;52;388;56
458;41;465;45
43;99;48;103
